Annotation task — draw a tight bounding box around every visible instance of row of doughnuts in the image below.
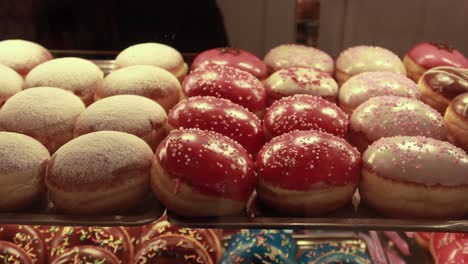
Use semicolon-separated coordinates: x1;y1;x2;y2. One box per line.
415;232;468;264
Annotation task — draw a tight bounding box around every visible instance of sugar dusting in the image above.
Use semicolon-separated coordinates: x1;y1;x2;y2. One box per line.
0;64;23;102
115;43;184;71
0;39;52;74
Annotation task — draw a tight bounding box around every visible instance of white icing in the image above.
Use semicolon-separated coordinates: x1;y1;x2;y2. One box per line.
115;43;184;72
0;64;23;103
0;39;51;73
364;136;468;186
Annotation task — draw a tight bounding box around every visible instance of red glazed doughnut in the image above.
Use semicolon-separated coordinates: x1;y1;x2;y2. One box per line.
0;132;49;211
338;71;420;114
263;67;338;105
24;57;103;106
436;239;468;264
430;233;468;259
94;65;181;112
0;241;34;264
135;234;213;264
414;232;432;249
0;64;23;107
360;136;468;219
182;64;266;116
348;96;446;152
256;130;361;216
152;129;256;217
192;47;268;79
49;226;133;264
0;39;52;77
403;42;468;82
263;94;349;139
115;43;188;82
167;96;265;155
46;131;153;215
444;93;468;152
263;44;334;75
74;95;167;150
0;87;85;154
0;225;46;264
50;246;120;264
336;45;406;86
140;219;222;263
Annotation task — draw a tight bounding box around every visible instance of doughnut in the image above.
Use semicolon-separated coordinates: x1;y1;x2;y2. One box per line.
114;43;188;82
298;242;372;264
338;71;420;114
348;96;446;152
444;93;468;152
225;230;297;261
46;131;153;215
430;232;468;259
335;45;406;86
0;87;85;154
123;226;142;247
152;129;256;217
24;57;104;106
74;95;167;150
263;44;334;75
49;226;133;264
94;65;181;112
0;64;23;107
256;130;361;216
0;241;34;264
264;67;338;105
33;226;60;252
414;232;432;249
263;94;348;140
0;132;49;211
182;64;266;116
360;136;468;218
0;39;52;77
167;96;265;155
191;47;268;79
403;42;468;82
135;234;213;264
140;219;222;263
435;239;468;264
0;225;47;264
50;246;120;264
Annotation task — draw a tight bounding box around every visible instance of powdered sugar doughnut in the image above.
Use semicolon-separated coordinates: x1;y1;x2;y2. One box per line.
0;64;23;107
24;57;104;105
50;246;120;264
264;44;334;75
0;39;52;77
46;131;153;215
338;71;420;114
0;132;49;211
94;65;181;112
349;96;446;152
115;43;188;82
264;67;338;104
360;136;468;218
0;87;85;153
74;95;167;150
336;45;406;86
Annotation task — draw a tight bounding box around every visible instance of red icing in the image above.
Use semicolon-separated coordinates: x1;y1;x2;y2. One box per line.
192;47;268;79
0;241;34;264
408;42;468;68
182;64;266;113
0;225;46;264
264;94;349;138
257;130;361;190
168;96;265;154
431;232;468;256
156;129;256;200
437;239;468;264
416;232;432;242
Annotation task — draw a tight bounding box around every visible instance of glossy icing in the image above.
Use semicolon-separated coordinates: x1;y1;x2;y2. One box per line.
408;42;468;69
451;92;468;117
168;96;265;154
431;232;468;254
298;242;371;264
257;130;361;190
436;239;468;264
0;225;46;264
50;246;120;264
264;67;338;101
336;45;406;76
264;94;349;138
135;234;213;264
192;47;268;79
339;71;419;110
0;241;34;264
350;96;446;142
363;136;468;186
422;66;468;99
264;44;334;74
156;129;256;200
182;64;266;113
